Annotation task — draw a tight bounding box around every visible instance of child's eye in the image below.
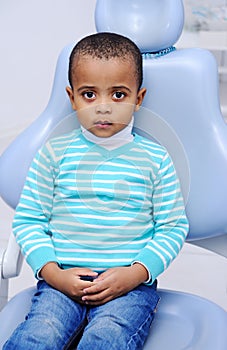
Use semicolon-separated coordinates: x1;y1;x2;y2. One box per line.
113;91;125;100
83;91;96;100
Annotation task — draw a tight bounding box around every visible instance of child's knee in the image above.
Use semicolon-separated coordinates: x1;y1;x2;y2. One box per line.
3;317;68;350
78;317;128;349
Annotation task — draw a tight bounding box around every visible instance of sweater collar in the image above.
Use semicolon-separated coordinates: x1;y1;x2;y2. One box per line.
81;116;134;150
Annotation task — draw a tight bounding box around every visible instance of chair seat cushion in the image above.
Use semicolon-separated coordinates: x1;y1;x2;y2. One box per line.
0;287;226;349
144;289;227;349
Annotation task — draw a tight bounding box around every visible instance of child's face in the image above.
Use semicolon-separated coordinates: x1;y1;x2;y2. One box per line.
66;56;146;138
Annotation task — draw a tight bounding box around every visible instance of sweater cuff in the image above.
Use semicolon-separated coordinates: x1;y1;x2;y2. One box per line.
25;246;59;279
132;248;165;284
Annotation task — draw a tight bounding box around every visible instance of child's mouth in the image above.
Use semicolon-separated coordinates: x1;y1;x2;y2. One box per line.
94;121;113;129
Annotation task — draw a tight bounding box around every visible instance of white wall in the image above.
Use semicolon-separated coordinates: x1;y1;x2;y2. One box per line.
0;0;97;154
0;0;226;312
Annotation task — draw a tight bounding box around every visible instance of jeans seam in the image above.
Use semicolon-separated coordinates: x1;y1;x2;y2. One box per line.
126;312;154;350
126;295;160;350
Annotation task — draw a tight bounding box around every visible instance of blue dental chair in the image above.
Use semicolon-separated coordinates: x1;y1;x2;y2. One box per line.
0;0;227;349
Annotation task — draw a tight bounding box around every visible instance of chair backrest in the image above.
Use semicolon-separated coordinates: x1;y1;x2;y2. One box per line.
0;0;227;281
95;0;227;243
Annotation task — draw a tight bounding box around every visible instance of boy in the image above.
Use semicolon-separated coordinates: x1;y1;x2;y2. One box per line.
4;32;188;349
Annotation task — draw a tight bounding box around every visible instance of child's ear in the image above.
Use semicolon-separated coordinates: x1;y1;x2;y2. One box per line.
135;87;147;112
66;86;77;110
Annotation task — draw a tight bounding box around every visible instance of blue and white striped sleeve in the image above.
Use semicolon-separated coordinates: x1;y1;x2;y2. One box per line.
133;150;189;283
12;143;58;277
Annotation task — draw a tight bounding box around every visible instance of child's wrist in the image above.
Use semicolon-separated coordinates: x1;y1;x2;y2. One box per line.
40;262;61;283
130;262;149;284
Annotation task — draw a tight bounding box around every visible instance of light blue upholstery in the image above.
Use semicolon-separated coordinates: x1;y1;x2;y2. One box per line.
0;287;36;348
0;0;226;348
143;290;227;349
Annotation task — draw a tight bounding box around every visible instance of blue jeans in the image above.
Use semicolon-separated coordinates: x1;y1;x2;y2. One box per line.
3;280;160;350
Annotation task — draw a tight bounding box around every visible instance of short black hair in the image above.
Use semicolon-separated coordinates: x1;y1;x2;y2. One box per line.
68;32;143;90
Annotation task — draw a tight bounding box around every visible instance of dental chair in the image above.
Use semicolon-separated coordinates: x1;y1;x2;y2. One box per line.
0;0;227;349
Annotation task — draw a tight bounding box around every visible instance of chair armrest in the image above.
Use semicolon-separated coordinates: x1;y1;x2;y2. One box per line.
0;246;9;311
2;233;23;279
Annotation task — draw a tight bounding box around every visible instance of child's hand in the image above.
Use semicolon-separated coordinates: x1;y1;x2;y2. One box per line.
81;263;148;306
40;262;98;303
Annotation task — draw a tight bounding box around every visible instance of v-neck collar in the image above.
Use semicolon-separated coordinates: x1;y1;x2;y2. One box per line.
80;131;138;159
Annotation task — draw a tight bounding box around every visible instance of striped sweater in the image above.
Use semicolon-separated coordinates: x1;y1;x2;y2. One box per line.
13;129;189;284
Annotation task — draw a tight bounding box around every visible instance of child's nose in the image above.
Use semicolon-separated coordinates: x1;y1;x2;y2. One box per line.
95;102;112;114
